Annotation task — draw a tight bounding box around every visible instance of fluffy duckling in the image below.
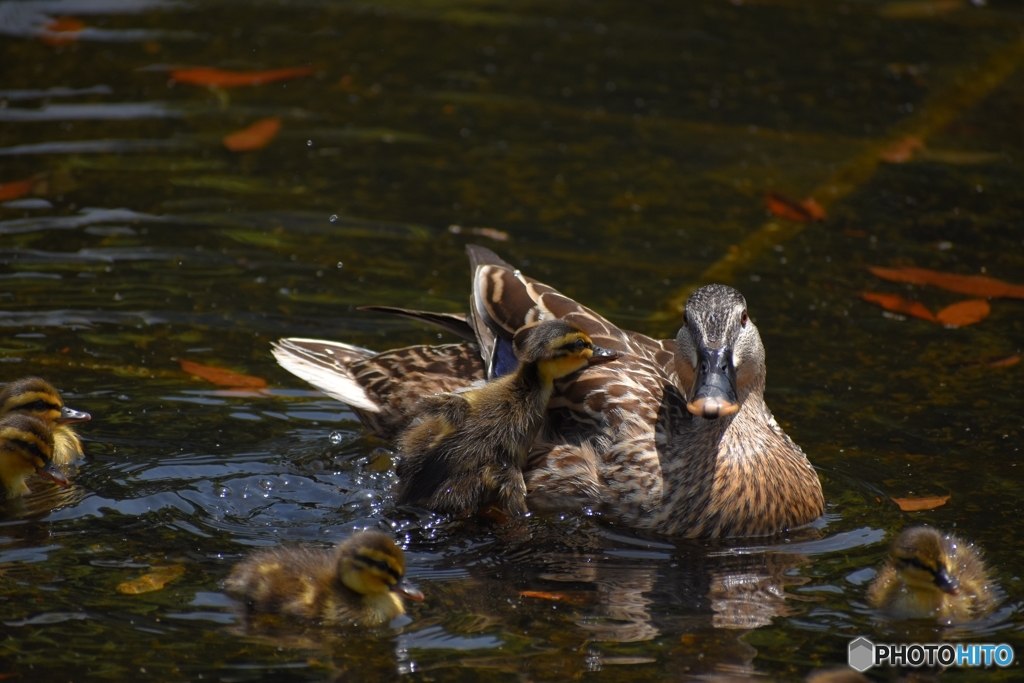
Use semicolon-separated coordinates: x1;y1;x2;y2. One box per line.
225;531;424;627
0;377;90;466
867;526;995;621
395;319;618;517
0;414;69;499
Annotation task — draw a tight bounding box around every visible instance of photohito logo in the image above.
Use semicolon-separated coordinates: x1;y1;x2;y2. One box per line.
848;637;1014;672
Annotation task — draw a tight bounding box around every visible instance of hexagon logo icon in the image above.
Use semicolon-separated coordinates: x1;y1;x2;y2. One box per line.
848;637;875;672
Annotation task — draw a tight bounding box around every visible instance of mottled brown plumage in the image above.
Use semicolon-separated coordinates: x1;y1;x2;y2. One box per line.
867;526;995;621
272;246;824;538
395;319;617;516
0;414;68;499
224;531;424;627
0;377;90;467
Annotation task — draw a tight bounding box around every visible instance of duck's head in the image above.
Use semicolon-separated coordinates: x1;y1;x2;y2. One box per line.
0;377;91;427
513;319;619;383
889;526;960;595
336;531;425;603
675;284;765;419
0;414;68;498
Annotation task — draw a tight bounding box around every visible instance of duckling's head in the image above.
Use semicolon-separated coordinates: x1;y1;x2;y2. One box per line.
0;414;68;498
513;319;619;384
336;531;425;603
889;526;960;595
675;284;765;420
0;377;91;427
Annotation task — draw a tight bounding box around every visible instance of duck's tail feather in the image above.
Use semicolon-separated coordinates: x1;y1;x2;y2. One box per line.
271;338;381;412
357;306;476;340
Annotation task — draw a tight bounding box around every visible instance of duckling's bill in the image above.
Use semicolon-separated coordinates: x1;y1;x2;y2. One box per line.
933;567;961;595
687;346;739;419
37;461;69;487
587;345;619;364
58;406;91;425
392;578;425;602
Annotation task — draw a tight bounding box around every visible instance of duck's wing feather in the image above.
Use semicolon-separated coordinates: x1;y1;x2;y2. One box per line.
357;306;476;341
272;339;485;438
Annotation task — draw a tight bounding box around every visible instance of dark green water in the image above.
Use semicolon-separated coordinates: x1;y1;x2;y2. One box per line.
2;0;1024;680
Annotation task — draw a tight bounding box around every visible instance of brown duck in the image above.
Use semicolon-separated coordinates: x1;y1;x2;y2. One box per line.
273;246;824;538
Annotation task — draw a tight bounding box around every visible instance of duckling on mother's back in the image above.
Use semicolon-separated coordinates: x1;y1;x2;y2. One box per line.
868;525;995;621
395;318;618;517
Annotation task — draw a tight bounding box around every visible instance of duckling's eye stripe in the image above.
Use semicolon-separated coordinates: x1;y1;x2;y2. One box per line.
20;399;58;412
11;437;46;461
899;557;935;574
355;554;401;582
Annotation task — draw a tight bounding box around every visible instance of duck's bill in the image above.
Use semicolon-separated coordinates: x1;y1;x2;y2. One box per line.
686;346;739;419
587;346;620;365
934;568;961;595
392;579;425;602
58;406;91;424
37;463;70;487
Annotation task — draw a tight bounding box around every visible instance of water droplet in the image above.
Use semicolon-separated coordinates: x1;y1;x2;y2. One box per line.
329;214;338;222
306;139;313;147
214;485;231;498
329;430;344;445
258;478;274;492
336;261;343;268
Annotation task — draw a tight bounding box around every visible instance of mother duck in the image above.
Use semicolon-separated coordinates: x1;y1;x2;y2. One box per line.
272;246;823;538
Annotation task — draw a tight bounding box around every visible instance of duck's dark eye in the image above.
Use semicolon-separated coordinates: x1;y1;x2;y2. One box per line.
572;339;586;352
740;310;748;327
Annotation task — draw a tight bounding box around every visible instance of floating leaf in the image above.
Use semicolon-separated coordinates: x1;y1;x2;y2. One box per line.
179;359;267;388
223;117;282;152
170;66;313;88
989;354;1021;369
892;494;950;512
41;17;85;45
868;266;1024;299
860;291;937;322
0;176;40;201
117;565;185;594
765;192;825;223
879;136;924;163
935;299;989;327
519;590;593;605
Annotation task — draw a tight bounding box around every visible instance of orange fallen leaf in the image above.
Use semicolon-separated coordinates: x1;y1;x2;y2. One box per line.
766;192;811;223
879;136;924;163
989;354;1021;369
0;176;40;202
117;565;185;595
223;117;282;152
891;494;950;512
935;298;990;327
765;192;825;223
519;590;593;605
170;66;313;88
799;197;826;221
179;359;268;388
860;291;938;322
41;17;85;45
447;225;510;242
869;266;1024;299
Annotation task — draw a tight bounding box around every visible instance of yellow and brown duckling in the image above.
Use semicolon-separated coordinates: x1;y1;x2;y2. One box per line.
395;318;618;517
0;414;69;499
0;377;90;467
224;531;424;627
868;526;995;621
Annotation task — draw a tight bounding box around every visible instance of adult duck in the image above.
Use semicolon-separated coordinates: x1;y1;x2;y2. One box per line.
273;246;824;537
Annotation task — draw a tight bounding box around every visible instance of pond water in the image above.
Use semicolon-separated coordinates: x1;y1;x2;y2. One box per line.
2;0;1024;680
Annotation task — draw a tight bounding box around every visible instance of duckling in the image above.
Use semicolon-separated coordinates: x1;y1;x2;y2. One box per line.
0;377;90;466
867;526;995;621
395;318;618;517
0;414;69;499
224;531;424;627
